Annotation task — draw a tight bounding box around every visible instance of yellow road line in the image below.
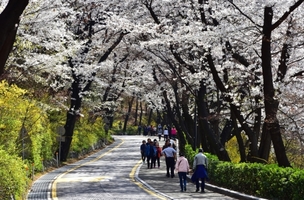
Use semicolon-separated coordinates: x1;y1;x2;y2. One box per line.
51;140;124;200
129;160;167;200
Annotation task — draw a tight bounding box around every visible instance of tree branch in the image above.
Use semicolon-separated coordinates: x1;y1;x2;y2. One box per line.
98;31;129;63
271;0;304;31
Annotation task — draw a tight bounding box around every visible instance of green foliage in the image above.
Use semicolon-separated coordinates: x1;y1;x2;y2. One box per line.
109;120;123;135
284;137;304;169
125;125;139;135
0;147;28;200
0;81;54;168
0;81;56;198
225;135;248;163
209;160;304;199
289;170;304;199
0;81;26;153
184;141;304;199
184;144;197;167
70;112;109;153
0;80;114;199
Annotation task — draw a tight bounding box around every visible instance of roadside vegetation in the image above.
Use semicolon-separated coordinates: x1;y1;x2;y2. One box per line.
0;80;113;199
1;1;304;199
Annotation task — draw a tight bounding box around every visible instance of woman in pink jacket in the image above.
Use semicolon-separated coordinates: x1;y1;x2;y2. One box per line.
175;152;190;192
171;126;177;139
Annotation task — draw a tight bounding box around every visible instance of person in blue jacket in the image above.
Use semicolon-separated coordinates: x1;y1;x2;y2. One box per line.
140;140;146;163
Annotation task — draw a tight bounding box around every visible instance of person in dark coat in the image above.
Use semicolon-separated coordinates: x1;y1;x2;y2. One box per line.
191;148;208;193
145;138;152;168
140;140;146;163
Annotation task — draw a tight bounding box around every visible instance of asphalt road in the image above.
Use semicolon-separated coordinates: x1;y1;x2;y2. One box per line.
27;135;249;200
50;136;160;200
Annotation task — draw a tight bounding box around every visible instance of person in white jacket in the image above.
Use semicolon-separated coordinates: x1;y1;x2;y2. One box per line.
175;152;190;192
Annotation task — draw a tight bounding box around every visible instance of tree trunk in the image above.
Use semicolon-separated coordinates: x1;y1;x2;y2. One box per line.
61;111;78;161
60;58;95;161
258;123;271;163
60;76;82;161
206;52;259;161
197;81;230;161
219;119;233;147
123;96;134;134
231;109;247;162
139;101;143;126
180;96;195;149
0;0;28;75
134;97;139;125
261;7;290;167
176;88;193;154
146;108;152;126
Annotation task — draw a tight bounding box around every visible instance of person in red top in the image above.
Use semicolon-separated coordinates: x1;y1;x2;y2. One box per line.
154;141;162;168
171;126;177;139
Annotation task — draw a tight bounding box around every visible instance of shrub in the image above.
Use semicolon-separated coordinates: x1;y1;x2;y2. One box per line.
0;147;28;199
183;141;304;199
70;112;109;155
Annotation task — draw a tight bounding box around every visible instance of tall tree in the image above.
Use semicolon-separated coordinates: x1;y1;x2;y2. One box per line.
0;0;28;75
5;0;304;165
259;0;304;166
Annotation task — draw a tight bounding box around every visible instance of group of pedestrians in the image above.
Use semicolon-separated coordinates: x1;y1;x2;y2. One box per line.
139;124;178;141
140;137;209;193
140;138;162;168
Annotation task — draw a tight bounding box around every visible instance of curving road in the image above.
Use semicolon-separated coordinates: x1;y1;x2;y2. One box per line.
27;135;240;200
51;136;160;200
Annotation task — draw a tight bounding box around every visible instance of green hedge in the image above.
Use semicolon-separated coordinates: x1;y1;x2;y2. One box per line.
184;144;304;199
209;162;304;199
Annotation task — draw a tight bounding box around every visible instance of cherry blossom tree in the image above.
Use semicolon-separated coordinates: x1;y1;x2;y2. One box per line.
4;0;304;166
134;0;304;166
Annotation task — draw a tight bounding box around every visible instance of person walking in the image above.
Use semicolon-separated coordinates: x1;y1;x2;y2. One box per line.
167;124;172;139
150;140;157;168
155;141;162;168
157;124;162;141
191;148;208;193
152;125;157;136
171;126;177;139
143;125;148;136
145;138;152;168
170;138;177;150
147;125;152;136
163;126;169;141
162;139;170;150
140;140;146;163
161;142;177;178
175;152;190;192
